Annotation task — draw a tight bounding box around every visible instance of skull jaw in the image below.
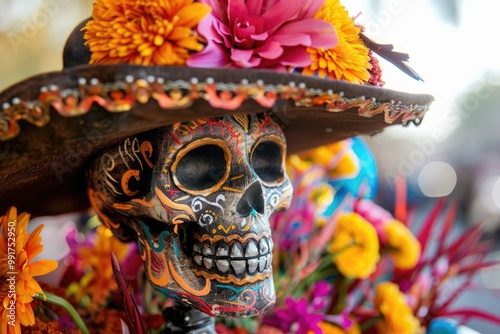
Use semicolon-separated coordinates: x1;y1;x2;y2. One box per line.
151;272;277;318
138;220;277;317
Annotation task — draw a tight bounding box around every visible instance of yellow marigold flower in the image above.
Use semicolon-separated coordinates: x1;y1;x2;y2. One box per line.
328;213;379;278
84;0;211;66
385;219;421;270
297;143;358;179
303;0;371;84
299;145;339;167
0;207;58;334
310;184;335;216
374;282;421;334
286;155;312;176
69;225;129;310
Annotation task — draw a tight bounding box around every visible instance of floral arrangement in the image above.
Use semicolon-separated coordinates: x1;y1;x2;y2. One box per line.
2;139;500;334
1;0;493;333
83;0;383;85
235;142;500;333
0;208;58;334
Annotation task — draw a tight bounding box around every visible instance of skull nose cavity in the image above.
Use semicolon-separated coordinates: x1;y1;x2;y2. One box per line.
236;181;265;217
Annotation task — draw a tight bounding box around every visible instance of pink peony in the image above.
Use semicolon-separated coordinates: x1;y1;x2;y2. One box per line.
187;0;338;71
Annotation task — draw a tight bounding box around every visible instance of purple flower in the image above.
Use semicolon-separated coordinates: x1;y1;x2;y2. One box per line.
58;314;78;332
311;281;332;311
59;225;95;283
324;311;354;330
312;281;331;299
264;297;324;334
187;0;338;70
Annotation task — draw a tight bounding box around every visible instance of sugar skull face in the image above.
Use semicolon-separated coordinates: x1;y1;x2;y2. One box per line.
86;114;293;317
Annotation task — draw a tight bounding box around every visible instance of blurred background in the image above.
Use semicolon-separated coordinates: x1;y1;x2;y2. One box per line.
1;0;499;332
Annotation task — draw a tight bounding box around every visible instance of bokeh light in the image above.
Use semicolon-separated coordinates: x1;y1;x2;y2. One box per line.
418;161;457;197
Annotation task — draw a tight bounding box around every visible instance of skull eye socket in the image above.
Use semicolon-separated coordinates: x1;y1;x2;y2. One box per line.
172;139;231;196
251;136;286;185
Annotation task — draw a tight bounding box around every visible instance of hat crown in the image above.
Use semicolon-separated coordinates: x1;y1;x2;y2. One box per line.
63;19;91;69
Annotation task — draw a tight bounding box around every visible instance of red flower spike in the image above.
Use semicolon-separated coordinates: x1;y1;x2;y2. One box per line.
442;309;500;327
445;225;483;263
110;252;147;334
394;175;407;223
436;203;458;253
436;271;475;313
417;200;446;255
457;259;497;276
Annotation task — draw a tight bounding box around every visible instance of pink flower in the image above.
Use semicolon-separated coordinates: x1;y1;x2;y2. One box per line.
187;0;338;70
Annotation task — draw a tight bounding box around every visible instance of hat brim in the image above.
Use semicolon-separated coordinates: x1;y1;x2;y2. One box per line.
0;65;433;216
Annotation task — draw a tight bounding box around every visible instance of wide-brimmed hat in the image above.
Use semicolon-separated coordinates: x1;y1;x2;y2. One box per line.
0;0;433;217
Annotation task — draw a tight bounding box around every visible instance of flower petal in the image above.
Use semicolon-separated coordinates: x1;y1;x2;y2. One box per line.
231;49;261;68
256;40;283;59
169;26;192;41
247;0;265;16
176;3;212;28
228;0;248;27
298;0;326;20
261;0;304;32
28;259;59;276
111;252;148;333
200;0;227;24
278;47;313;67
198;14;224;44
187;41;231;68
18;302;35;326
251;30;268;41
273;19;337;48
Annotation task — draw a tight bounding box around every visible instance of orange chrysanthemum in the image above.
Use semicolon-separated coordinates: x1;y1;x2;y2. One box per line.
309;321;361;334
302;0;371;84
67;225;129;311
0;207;58;334
84;0;211;66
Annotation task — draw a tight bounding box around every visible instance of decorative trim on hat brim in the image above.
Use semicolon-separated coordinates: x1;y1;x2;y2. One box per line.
0;65;433;142
0;65;434;217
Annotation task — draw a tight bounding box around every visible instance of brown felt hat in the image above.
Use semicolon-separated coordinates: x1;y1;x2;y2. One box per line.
0;20;433;217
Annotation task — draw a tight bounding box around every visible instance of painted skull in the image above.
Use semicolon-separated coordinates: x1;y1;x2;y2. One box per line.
86;113;293;317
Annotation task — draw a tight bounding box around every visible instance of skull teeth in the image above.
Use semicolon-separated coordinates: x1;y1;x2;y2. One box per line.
216;245;228;257
245;240;258;258
216;259;230;273
247;258;258;274
203;258;213;270
259;255;267;272
259;239;269;254
230;243;243;258
203;245;213;256
231;260;246;275
192;237;273;276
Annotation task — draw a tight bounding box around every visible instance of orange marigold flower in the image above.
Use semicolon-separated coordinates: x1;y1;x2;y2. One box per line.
84;0;211;66
68;225;129;311
328;213;379;279
0;207;58;334
302;0;371;84
384;219;421;270
374;282;421;334
309;321;361;334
